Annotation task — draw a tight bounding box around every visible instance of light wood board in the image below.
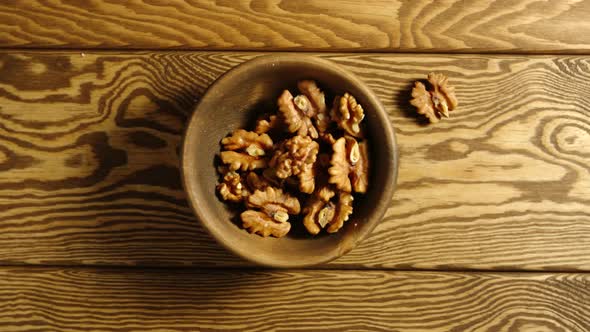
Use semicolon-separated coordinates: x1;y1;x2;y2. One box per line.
1;268;588;331
2;0;590;53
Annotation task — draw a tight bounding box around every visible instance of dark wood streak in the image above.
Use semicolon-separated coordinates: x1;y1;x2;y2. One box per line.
0;132;127;190
0;51;589;270
0;144;37;171
115;88;188;135
0;268;588;331
126;131;168;150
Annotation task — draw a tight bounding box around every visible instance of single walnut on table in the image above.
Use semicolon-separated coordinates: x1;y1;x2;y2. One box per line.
215;80;370;238
410;72;458;123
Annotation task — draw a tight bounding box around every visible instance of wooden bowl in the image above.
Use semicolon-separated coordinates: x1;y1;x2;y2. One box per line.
182;55;398;267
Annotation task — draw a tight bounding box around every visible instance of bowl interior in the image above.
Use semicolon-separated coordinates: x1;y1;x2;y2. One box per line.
183;55;397;267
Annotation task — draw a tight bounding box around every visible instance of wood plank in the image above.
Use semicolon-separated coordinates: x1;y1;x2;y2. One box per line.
0;51;589;270
2;0;590;53
0;267;588;331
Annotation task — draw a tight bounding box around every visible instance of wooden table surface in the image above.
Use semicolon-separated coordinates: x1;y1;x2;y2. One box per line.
1;1;590;331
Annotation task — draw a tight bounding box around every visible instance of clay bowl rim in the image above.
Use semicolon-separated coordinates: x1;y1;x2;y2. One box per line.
181;54;398;268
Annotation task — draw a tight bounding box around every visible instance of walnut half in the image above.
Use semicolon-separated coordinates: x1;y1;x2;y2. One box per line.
220;129;273;171
410;72;458;123
327;192;354;233
269;135;319;194
247;187;301;216
328;136;369;193
298;80;330;134
246;186;300;221
278;90;318;138
303;187;354;235
303;185;336;235
332;93;365;138
221;129;273;154
240;186;301;238
241;210;290;238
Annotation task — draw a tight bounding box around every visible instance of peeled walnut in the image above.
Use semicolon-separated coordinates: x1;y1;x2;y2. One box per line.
328;136;369;193
270;136;319;178
298;80;326;115
222;129;273;154
241;186;299;238
410;72;458;123
331;93;365;138
303;185;336;235
269;135;319;194
303;187;353;235
410;82;438;123
220;129;273;171
298;80;330;134
217;171;249;202
246;186;301;223
278;90;319;138
241;210;291;238
293;94;316;118
326;192;354;233
350;139;369;193
428;72;458;117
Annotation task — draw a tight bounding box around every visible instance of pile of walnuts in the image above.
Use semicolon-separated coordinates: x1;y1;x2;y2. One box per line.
216;80;369;238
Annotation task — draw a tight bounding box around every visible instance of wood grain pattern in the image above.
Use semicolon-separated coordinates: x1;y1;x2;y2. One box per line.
0;51;589;270
0;268;588;331
2;0;590;53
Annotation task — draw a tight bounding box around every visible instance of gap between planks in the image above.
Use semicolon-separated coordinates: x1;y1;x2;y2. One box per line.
4;47;590;56
1;264;590;274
